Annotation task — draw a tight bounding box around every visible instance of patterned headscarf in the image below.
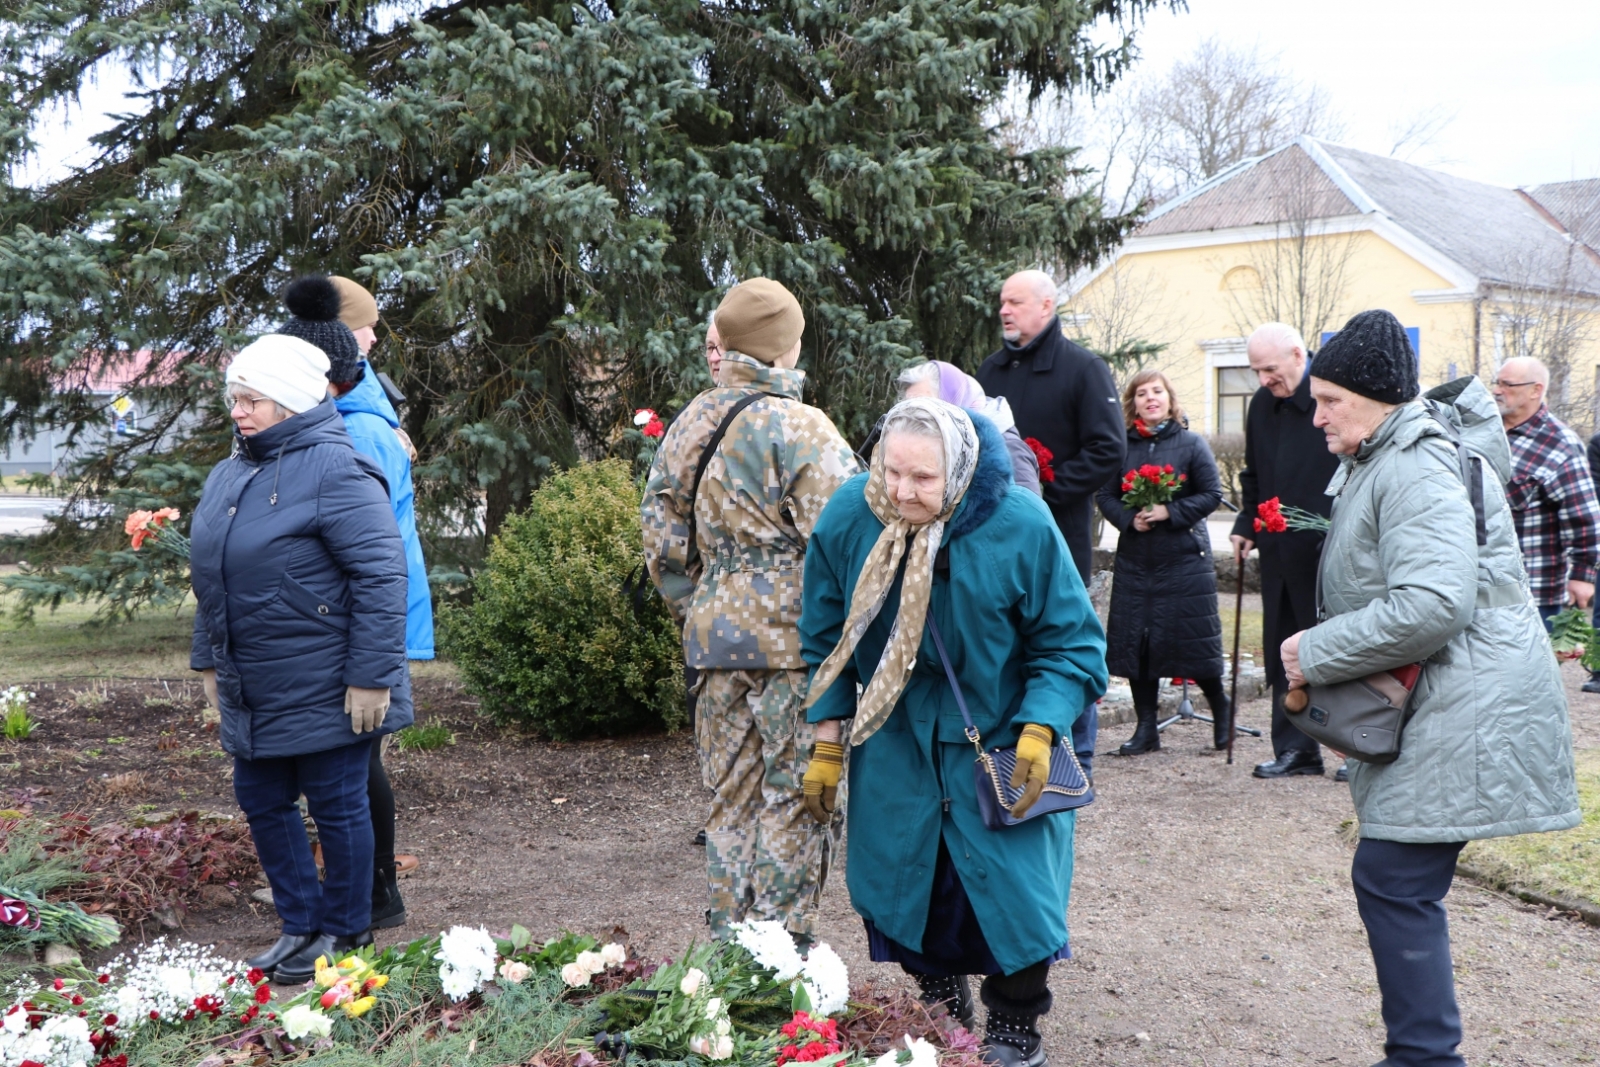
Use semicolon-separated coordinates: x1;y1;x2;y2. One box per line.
805;398;981;744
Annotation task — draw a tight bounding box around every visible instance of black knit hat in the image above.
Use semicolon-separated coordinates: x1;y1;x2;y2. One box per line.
1311;309;1419;405
279;276;363;384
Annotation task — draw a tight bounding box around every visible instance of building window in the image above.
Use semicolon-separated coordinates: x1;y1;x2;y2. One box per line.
1216;368;1256;434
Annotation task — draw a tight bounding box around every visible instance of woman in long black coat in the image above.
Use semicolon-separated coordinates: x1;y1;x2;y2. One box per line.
1096;370;1228;754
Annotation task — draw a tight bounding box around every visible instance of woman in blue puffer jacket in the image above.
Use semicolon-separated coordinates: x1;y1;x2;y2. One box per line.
191;333;412;985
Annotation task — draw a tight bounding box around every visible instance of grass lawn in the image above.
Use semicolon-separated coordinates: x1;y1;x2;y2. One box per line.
1461;747;1600;908
1218;601;1265;662
0;570;458;685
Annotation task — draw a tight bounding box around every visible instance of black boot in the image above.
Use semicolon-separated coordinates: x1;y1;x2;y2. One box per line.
912;973;976;1031
979;983;1050;1067
246;932;319;977
273;930;374;985
1210;693;1233;750
1118;705;1160;756
369;864;407;932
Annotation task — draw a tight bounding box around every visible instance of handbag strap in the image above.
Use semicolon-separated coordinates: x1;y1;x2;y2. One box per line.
925;614;984;752
683;390;780;567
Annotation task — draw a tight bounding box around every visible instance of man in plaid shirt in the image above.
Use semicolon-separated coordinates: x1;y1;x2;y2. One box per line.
1494;357;1600;631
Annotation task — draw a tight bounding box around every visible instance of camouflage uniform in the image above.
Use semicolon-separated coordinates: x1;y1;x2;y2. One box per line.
642;352;860;941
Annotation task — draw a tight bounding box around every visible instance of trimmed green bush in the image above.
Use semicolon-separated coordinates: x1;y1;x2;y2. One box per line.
443;459;685;740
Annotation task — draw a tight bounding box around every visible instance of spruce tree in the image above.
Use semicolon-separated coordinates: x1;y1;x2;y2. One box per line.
0;0;1170;583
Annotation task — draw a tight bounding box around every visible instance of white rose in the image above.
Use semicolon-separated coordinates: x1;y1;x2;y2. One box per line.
498;960;532;985
704;997;723;1020
600;943;628;968
575;950;605;976
715;1017;732;1037
679;967;705;997
561;962;592;988
713;1034;735;1060
282;1004;333;1041
689;1035;712;1056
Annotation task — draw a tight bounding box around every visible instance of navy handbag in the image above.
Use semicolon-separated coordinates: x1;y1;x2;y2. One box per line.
925;615;1093;829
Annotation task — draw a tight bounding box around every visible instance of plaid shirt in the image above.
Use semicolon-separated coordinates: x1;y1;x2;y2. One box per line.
1505;405;1600;605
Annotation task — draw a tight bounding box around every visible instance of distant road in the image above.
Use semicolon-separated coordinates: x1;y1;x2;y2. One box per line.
0;495;66;536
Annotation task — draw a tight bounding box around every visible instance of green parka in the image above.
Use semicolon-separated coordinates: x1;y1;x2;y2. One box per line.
800;414;1108;973
1298;380;1580;843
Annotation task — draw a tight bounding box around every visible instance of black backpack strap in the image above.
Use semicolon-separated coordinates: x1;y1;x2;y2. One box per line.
684;391;780;565
1428;409;1488;547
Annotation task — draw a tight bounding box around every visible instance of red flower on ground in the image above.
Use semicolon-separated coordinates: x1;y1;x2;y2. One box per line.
254;983;272;1004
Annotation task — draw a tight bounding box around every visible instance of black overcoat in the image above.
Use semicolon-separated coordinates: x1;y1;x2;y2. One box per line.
977;318;1126;581
1227;370;1340;659
1096;421;1224;680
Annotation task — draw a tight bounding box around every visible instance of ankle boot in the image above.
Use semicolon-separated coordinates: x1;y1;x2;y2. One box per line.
979;985;1050;1067
912;973;976;1031
1118;705;1160;756
369;863;407;931
1210;693;1233;750
273;930;374;985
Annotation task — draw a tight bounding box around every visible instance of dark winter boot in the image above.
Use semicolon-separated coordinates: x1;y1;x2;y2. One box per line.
1118;705;1160;756
912;973;976;1031
1210;693;1233;750
369;863;407;932
979;983;1050;1067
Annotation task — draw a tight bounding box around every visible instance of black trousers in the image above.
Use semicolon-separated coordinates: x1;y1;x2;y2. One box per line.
1351;839;1467;1067
367;740;395;871
1264;582;1320;759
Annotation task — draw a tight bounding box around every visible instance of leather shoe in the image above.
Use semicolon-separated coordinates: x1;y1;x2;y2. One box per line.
1584;675;1600;694
981;1039;1047;1067
246;932;319;977
1334;763;1350;783
1253;751;1324;778
273;930;374;985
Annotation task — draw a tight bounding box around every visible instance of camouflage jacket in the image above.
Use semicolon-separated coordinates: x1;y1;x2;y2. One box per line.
643;353;860;670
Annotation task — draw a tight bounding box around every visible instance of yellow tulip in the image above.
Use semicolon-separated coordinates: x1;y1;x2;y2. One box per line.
343;996;377;1019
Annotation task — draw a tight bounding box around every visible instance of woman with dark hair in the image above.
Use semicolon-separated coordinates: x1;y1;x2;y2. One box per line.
1095;370;1230;755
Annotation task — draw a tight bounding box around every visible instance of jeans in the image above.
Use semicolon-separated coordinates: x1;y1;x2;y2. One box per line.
1538;604;1563;631
1071;702;1098;777
1351;838;1468;1067
234;739;375;938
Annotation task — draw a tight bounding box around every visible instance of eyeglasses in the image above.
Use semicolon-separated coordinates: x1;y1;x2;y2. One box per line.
1490;379;1537;389
227;392;273;414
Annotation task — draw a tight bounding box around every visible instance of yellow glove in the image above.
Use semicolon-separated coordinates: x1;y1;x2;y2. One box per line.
1010;724;1054;819
345;686;391;734
801;740;845;824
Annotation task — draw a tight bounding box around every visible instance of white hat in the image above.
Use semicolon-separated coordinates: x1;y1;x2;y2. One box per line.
226;334;330;415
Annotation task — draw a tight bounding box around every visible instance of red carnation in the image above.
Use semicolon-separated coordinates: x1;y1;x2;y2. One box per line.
643;416;665;438
254;984;272;1004
1023;438;1056;483
1163;464;1174;474
247;967;266;985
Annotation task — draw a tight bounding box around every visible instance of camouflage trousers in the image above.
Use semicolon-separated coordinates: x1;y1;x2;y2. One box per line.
696;668;839;943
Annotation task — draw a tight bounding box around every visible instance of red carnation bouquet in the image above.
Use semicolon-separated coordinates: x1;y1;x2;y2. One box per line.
1023;437;1056;483
1119;463;1185;509
1253;496;1330;534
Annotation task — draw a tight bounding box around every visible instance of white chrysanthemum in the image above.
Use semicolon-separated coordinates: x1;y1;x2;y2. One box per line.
873;1036;938;1067
435;925;498;999
730;920;804;981
799;943;850;1016
282;1003;333;1040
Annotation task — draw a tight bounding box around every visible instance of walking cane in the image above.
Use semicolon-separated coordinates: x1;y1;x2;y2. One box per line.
1226;548;1245;766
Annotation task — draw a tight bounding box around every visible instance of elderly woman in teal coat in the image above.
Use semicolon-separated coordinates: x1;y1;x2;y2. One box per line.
798;398;1107;1067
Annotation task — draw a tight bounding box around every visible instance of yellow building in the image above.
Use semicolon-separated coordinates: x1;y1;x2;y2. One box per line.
1063;137;1600;434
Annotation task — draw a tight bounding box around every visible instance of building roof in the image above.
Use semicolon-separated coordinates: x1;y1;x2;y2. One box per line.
1134;136;1600;297
1527;178;1600;252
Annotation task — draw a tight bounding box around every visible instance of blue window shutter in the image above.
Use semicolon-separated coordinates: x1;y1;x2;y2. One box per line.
1320;328;1421;367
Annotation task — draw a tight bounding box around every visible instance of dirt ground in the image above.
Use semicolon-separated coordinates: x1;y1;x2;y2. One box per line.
7;664;1600;1067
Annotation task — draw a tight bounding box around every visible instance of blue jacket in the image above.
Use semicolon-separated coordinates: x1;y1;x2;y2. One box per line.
801;414;1108;972
190;399;414;760
335;364;434;659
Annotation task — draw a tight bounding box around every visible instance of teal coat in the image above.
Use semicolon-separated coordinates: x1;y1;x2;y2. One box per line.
800;414;1108;973
1299;380;1580;842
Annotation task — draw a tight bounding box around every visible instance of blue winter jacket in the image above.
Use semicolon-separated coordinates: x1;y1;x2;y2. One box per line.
190;399;414;760
335;363;435;660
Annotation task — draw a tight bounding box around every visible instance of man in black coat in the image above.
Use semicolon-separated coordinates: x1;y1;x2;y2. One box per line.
1228;323;1340;779
979;269;1127;775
